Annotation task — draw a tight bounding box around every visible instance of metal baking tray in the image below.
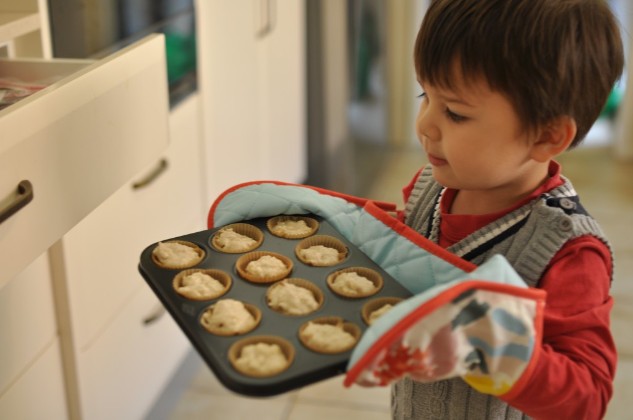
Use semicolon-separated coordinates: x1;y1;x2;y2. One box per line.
138;215;411;396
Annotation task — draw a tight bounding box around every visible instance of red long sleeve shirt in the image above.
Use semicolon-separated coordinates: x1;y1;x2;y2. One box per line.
402;162;616;419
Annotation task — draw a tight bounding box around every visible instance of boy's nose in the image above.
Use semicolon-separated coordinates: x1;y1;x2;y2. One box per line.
416;108;440;142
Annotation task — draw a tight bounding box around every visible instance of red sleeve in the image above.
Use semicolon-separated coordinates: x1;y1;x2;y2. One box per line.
501;236;616;420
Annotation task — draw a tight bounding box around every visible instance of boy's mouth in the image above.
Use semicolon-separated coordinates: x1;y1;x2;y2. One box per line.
427;153;448;167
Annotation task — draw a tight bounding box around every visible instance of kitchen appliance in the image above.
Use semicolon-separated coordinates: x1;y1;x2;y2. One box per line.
48;0;196;106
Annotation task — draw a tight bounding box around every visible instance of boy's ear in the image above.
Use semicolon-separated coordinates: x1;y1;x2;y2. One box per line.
530;116;577;162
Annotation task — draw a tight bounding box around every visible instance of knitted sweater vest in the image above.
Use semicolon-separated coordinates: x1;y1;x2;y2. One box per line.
392;166;612;420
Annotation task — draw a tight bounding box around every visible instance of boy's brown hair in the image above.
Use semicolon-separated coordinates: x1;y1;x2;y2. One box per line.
414;0;624;147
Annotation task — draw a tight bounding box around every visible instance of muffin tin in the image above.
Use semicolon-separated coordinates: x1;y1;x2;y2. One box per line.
138;215;412;396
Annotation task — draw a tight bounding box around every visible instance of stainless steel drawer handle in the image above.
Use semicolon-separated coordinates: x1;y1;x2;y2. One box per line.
132;158;168;190
143;304;167;326
0;180;34;225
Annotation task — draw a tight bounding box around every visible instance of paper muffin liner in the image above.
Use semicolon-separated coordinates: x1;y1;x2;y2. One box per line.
228;335;295;378
266;278;324;316
361;296;404;325
298;316;361;354
151;240;205;269
326;266;384;299
210;223;264;254
294;235;348;267
200;300;262;336
172;268;232;301
235;251;293;284
266;215;319;239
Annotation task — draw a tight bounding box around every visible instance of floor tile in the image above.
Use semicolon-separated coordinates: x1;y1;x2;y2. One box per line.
611;302;633;357
186;363;235;395
295;376;390;411
168;390;293;420
612;257;633;301
287;401;389;420
605;358;633;420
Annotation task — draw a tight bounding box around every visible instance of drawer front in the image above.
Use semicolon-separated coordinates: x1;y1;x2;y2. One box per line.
62;94;204;350
76;285;189;420
0;34;170;286
0;339;68;420
0;252;57;395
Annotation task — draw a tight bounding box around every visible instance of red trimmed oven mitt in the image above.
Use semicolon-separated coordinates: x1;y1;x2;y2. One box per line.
208;181;546;398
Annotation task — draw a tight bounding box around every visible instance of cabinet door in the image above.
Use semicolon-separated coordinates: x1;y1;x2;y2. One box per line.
0;253;57;397
59;95;202;419
76;285;189;420
0;34;170;285
0;0;49;58
196;1;263;200
61;94;205;352
0;340;68;420
196;0;306;203
260;0;306;183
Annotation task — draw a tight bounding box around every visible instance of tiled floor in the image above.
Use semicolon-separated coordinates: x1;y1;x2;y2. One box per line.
165;362;391;420
166;140;633;420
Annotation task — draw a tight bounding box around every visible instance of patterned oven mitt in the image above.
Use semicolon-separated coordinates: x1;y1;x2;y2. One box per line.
208;181;546;398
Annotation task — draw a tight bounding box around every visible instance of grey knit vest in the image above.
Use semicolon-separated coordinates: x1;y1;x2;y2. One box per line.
392;166;612;420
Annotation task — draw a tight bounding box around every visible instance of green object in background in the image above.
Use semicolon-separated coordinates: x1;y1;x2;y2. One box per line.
601;85;624;119
164;32;197;86
354;4;380;100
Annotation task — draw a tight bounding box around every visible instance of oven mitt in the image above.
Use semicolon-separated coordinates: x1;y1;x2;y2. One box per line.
208;181;546;397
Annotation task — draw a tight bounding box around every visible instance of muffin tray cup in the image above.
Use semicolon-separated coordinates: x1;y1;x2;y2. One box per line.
138;215;412;397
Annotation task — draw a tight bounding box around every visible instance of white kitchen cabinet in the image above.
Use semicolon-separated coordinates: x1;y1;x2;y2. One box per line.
0;338;68;420
0;254;67;420
1;1;174;419
2;0;309;418
0;253;56;396
0;0;50;58
0;34;170;286
0;10;39;52
196;0;306;202
74;286;189;420
55;94;202;420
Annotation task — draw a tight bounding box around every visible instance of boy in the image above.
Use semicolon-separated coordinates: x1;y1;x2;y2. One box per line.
394;0;624;418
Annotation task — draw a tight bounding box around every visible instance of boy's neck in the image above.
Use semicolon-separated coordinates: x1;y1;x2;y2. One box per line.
448;163;552;215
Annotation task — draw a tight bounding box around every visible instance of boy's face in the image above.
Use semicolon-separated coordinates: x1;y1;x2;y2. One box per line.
416;70;546;202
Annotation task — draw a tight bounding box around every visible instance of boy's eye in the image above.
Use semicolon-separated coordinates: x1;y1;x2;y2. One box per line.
417;92;427;99
445;107;467;123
